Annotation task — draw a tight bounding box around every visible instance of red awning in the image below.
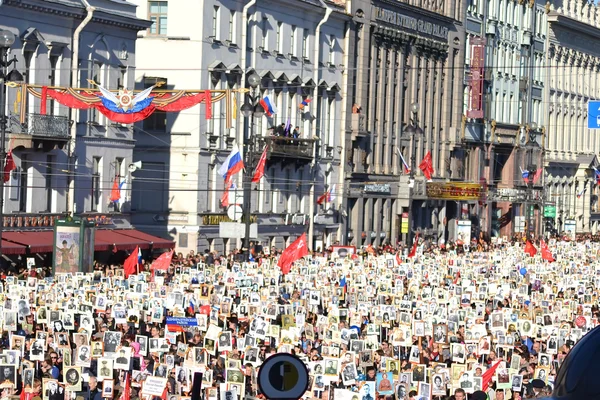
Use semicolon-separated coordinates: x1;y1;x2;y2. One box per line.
0;238;27;255
94;230;151;251
113;229;175;249
3;231;54;253
0;229;175;253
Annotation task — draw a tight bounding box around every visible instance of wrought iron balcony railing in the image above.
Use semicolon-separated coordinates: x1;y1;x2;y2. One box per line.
259;136;317;161
9;112;70;138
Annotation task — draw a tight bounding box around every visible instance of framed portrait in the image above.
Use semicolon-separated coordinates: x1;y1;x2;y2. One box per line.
64;366;82;391
102;379;114;398
433;324;448;344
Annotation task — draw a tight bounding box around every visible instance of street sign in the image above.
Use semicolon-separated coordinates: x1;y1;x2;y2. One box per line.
219;222;257;239
588;101;600;129
543;206;556;218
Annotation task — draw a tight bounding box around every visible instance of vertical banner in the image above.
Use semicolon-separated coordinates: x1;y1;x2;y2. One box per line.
54;225;81;274
54;217;97;274
467;39;485;119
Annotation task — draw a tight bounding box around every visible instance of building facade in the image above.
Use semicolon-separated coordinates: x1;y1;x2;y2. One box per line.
463;0;547;238
343;0;466;246
0;0;148;221
544;0;600;235
132;0;349;253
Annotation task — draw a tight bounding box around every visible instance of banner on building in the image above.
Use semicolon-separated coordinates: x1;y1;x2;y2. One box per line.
467;39;485;119
426;182;484;200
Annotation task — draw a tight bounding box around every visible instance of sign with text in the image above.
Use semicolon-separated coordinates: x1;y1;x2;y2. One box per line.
426;183;484;200
467;42;485;119
588;101;600;129
374;7;449;40
166;317;198;327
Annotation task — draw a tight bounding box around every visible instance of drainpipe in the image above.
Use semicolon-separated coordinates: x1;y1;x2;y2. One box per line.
338;20;350;244
240;0;257;88
239;0;256;250
308;0;332;250
66;0;95;214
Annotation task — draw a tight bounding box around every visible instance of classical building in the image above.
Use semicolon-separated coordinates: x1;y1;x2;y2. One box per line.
132;0;349;253
343;0;466;246
463;0;547;238
544;0;600;235
0;1;173;261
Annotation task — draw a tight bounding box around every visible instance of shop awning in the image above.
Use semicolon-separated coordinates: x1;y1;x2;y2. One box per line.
0;239;27;255
94;230;154;251
1;229;175;254
113;229;175;249
3;231;54;253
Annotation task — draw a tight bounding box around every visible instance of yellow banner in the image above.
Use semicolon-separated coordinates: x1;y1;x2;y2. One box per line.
426;183;484;200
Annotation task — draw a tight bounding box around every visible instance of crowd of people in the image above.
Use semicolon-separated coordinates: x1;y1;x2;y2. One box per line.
0;234;593;400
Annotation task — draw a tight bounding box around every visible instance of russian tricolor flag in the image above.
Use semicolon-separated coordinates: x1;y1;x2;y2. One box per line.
218;145;245;182
521;167;529;182
259;96;277;117
594;167;600;184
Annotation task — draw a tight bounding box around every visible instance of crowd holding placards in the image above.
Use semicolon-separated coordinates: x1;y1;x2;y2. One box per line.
0;235;596;400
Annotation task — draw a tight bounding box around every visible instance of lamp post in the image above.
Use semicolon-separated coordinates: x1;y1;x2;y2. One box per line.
525;122;538;240
240;72;264;262
0;30;23;257
404;102;423;248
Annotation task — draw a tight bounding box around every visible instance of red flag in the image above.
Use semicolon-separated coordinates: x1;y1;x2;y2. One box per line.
316;191;328;205
3;150;15;183
110;176;121;202
408;234;420;258
151;250;173;271
119;372;131;400
532;168;543;184
221;178;233;207
199;305;211;315
524;240;537;257
482;360;502;391
541;240;555;262
396;251;402;265
252;146;268;183
277;233;309;275
123;246;139;278
418;151;434;181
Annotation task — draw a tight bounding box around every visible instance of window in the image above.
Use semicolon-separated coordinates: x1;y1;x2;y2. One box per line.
148;1;168;35
261;16;268;50
117;66;127;89
329;35;336;64
45;155;53;212
49;56;59;113
291;25;297;56
212;6;220;39
115;157;124;179
92;156;102;212
277;22;283;54
90;62;103;123
302;28;309;58
17;155;27;212
131;162;167;211
143;77;167;132
229;10;236;43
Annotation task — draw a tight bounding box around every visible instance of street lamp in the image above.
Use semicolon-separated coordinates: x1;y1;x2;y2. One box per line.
0;30;23;258
404;102;423;248
525;122;539;239
241;72;263;261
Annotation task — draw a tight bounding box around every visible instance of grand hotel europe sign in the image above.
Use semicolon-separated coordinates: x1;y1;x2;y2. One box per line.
374;7;449;41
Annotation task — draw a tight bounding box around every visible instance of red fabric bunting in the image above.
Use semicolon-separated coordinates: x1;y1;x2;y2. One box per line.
46;88;212;124
205;90;212;119
40;86;48;115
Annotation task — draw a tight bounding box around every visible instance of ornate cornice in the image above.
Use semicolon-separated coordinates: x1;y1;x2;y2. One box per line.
3;0;151;31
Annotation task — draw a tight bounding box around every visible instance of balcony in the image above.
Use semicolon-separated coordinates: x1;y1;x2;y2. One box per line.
350;114;369;139
9;112;70;150
256;136;316;165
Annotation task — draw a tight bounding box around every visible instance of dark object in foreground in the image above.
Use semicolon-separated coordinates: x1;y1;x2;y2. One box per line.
550;325;600;399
